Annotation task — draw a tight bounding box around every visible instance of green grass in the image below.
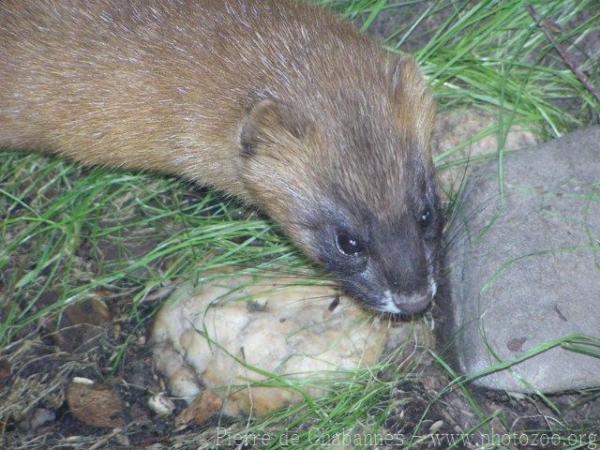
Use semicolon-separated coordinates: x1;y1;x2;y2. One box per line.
0;156;310;344
1;0;599;448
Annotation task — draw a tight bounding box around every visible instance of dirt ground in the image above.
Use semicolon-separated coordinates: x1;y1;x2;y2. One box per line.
1;305;599;448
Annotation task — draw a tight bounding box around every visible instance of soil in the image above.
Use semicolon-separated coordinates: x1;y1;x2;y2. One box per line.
2;320;598;449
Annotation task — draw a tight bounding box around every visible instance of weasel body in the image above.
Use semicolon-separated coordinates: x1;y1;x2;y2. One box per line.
0;0;442;314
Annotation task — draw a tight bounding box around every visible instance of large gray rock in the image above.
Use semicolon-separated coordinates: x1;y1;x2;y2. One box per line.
442;126;600;392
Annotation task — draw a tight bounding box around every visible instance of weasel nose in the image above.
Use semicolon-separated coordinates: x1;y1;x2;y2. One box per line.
392;292;432;314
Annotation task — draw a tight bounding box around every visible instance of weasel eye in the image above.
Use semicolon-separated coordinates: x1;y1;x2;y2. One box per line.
336;232;364;256
418;207;433;228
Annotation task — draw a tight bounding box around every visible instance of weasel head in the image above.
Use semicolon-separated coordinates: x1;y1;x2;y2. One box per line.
238;56;442;315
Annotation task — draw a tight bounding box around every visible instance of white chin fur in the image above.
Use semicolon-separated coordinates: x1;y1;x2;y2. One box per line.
378;275;437;314
429;276;438;299
378;290;403;314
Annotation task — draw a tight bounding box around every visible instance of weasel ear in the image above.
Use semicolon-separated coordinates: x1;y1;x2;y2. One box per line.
239;98;306;158
389;55;435;150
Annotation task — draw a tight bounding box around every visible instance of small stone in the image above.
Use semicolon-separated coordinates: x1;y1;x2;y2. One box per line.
147;393;175;417
72;376;95;385
67;382;124;428
429;420;444;434
28;408;56;430
52;298;112;353
114;433;130;447
175;391;223;429
434;108;539;194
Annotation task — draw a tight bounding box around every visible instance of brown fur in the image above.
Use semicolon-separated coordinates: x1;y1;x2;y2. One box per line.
0;0;439;313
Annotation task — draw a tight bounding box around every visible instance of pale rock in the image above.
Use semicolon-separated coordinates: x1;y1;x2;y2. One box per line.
152;273;396;416
435;109;540;191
